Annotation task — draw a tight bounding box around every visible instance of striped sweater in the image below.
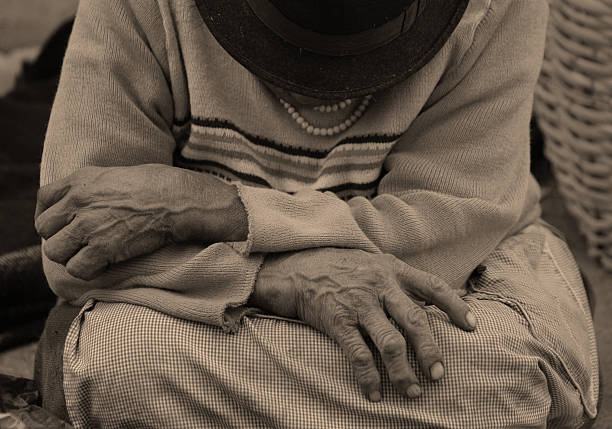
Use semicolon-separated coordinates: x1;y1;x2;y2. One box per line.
174;118;401;199
40;0;547;330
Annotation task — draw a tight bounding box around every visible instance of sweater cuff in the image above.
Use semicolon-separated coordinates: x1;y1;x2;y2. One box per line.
57;243;266;333
232;183;380;255
226;183;256;255
220;250;266;333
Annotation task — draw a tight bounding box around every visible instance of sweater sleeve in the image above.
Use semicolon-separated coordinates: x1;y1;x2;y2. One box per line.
40;0;264;331
233;0;547;289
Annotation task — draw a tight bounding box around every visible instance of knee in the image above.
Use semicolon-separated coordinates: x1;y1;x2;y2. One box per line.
434;300;551;418
436;297;589;427
64;302;168;398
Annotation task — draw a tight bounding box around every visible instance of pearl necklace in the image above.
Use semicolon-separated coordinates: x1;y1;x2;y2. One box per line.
280;95;373;136
313;98;353;112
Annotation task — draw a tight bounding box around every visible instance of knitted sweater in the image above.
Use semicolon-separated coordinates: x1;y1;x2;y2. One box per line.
40;0;547;331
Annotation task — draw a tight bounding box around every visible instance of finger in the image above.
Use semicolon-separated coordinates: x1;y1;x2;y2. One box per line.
331;326;382;402
384;287;445;382
358;307;421;398
394;260;476;331
42;222;85;265
35;178;72;219
66;244;110;281
35;198;76;239
66;231;165;281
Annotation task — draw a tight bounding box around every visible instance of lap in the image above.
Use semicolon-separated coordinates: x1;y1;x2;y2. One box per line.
57;222;598;428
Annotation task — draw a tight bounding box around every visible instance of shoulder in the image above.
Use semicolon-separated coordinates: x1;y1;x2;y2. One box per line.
445;0;549;68
423;0;548;98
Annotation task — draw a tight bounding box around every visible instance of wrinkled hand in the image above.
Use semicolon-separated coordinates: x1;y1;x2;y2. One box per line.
250;247;476;402
35;164;246;280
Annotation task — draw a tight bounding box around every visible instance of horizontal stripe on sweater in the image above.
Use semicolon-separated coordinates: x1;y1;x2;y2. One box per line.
174;117;402;158
188;127;395;165
172;116;396;194
182;144;383;184
174;155;381;196
177;150;383;192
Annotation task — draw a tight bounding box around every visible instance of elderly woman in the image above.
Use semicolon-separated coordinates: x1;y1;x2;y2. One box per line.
34;0;598;427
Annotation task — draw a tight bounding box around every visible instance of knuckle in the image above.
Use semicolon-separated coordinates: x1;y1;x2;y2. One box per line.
449;299;469;315
37;183;56;201
64;222;86;245
70;214;88;236
425;277;447;295
42;239;60;262
85;241;107;261
349;348;373;369
66;256;97;280
406;310;429;330
64;189;79;205
65;252;82;271
333;310;357;329
418;341;441;360
388;369;415;387
43;238;71;264
66;263;90;280
34;215;46;236
356;368;380;391
380;333;405;357
36;186;46;203
62;189;83;209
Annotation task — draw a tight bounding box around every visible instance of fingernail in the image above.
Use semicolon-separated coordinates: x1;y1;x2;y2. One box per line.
406;384;421;398
466;311;476;329
430;362;444;380
369;390;381;402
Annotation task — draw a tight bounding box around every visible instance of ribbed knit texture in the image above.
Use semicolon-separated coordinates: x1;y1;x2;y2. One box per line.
40;0;547;331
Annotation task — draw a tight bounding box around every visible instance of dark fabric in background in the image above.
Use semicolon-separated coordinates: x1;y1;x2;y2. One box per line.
1;19;74;255
0;20;74;351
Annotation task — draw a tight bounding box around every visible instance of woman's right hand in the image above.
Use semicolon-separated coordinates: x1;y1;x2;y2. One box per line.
249;247;476;402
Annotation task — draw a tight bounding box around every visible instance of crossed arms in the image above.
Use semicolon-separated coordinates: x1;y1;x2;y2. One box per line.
35;163;474;401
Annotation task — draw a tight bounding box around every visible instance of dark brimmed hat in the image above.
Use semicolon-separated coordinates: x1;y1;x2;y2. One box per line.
196;0;469;100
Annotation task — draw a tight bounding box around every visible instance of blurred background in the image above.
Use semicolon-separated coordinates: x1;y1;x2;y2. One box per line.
0;0;610;427
0;0;78;378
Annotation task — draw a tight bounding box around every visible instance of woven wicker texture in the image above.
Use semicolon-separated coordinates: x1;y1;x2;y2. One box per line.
534;0;612;271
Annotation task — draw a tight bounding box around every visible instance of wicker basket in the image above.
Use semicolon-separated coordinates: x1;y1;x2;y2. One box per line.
534;0;612;271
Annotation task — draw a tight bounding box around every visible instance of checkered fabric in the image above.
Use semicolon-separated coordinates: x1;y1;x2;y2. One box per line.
62;222;598;428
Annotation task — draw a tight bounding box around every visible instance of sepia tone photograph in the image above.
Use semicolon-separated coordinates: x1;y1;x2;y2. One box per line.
0;0;610;427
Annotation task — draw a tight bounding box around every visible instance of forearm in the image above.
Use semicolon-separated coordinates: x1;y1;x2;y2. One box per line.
236;184;534;290
43;241;264;330
37;0;257;330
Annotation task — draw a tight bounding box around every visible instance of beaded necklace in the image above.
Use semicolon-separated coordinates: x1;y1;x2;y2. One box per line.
313;98;352;112
279;95;372;136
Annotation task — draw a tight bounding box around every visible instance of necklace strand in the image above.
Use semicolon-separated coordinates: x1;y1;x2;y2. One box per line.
313;98;353;113
280;95;372;136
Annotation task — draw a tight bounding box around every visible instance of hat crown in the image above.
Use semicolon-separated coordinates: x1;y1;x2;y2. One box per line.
267;0;415;35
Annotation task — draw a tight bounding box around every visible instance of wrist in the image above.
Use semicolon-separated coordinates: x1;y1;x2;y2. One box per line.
249;253;298;318
183;177;249;243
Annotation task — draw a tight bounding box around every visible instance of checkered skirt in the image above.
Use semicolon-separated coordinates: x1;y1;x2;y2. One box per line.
63;222;598;428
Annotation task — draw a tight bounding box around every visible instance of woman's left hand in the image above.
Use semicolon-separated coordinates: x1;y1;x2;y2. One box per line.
35;164;247;280
250;247;476;401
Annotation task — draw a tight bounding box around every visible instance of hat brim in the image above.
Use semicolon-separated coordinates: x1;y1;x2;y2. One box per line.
196;0;469;100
